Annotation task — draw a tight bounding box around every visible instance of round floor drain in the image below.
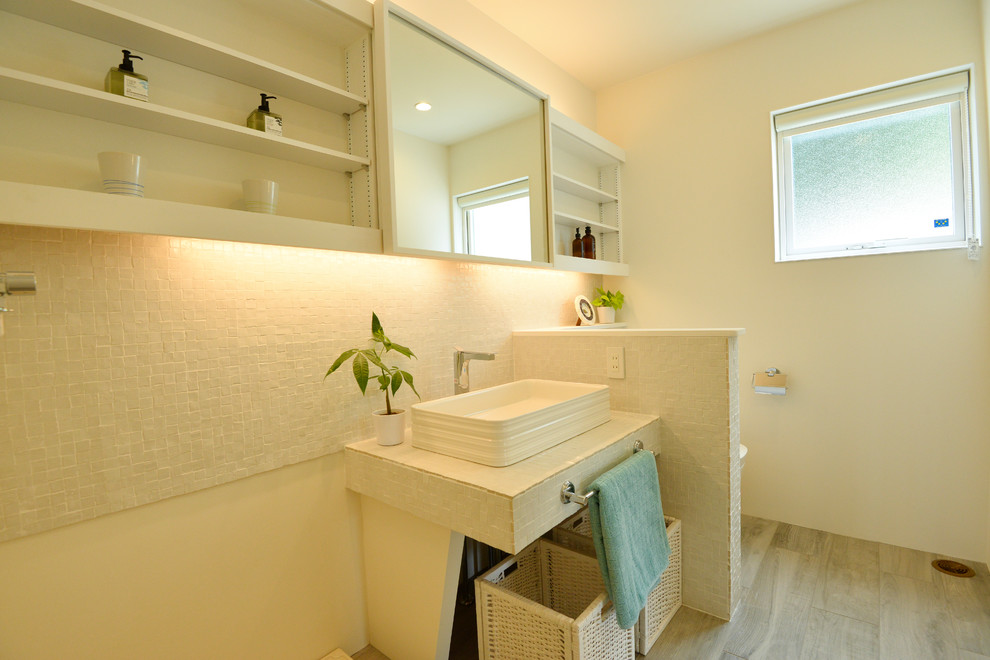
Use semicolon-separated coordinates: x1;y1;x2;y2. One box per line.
932;559;975;577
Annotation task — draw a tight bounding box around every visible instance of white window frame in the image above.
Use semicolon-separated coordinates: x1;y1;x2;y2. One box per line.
771;67;981;262
455;178;530;256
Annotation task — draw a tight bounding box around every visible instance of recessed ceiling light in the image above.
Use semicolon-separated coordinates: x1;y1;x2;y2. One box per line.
414;101;432;111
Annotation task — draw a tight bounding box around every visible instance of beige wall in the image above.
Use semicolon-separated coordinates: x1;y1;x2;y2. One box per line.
0;453;367;660
598;0;990;563
0;224;599;657
394;130;453;251
0;2;600;657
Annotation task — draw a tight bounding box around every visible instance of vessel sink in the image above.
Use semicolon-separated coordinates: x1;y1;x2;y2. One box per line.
410;379;610;466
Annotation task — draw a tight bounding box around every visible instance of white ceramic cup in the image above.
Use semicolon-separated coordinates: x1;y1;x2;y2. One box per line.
97;152;144;197
243;179;279;214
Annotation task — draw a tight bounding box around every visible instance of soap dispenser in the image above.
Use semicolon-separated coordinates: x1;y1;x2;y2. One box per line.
581;226;596;259
571;228;584;257
105;50;149;102
246;94;283;136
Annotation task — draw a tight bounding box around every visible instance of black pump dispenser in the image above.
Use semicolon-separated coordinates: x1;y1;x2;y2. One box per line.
118;49;142;73
106;49;149;100
257;93;276;112
247;93;283;134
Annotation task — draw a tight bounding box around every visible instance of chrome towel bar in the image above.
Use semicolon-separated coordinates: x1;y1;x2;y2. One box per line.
560;440;654;505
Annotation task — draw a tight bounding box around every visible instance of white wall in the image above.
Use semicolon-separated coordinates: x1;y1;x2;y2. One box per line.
981;0;990;567
394;130;453;251
598;0;990;562
0;454;368;660
449;114;547;259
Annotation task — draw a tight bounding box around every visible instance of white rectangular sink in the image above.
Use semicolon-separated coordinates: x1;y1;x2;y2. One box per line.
411;379;610;466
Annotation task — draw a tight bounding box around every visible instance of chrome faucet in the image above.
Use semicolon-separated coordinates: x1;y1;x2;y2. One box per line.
454;348;495;394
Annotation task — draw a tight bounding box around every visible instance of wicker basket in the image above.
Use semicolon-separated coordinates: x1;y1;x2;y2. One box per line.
551;509;682;655
476;539;636;660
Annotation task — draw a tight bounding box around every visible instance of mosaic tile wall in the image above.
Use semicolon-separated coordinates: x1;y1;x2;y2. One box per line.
0;224;598;541
513;333;740;619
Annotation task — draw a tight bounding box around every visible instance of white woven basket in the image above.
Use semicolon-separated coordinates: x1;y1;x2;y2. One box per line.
551;509;682;655
476;538;636;660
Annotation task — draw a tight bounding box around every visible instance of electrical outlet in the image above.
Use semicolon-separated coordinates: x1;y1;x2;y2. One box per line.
607;346;625;379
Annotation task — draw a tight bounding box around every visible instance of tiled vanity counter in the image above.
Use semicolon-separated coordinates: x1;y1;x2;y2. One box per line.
346;411;658;660
346;411;659;554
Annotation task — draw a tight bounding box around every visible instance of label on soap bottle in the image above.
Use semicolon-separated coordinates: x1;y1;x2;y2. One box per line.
123;75;149;102
264;115;283;136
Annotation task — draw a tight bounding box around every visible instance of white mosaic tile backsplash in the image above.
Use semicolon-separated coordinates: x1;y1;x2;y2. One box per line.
0;224;599;541
513;333;739;619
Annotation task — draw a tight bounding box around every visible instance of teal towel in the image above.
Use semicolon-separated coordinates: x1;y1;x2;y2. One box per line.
588;451;670;629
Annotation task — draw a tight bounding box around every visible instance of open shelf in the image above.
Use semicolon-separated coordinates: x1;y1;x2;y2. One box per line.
554;212;619;234
0;0;367;114
552;253;630;276
0;181;383;254
550;116;625;166
552;173;618;204
0;68;370;173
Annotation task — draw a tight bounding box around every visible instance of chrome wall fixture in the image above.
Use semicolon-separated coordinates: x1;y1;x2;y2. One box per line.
1;271;37;297
0;271;37;336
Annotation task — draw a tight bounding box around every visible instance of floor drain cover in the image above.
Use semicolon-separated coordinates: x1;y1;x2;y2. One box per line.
932;559;975;577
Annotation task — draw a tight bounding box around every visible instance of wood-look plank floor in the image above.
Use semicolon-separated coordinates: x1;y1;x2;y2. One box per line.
646;515;990;660
353;515;990;660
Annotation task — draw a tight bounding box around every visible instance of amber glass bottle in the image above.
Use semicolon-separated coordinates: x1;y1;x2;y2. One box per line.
581;227;596;259
571;228;584;257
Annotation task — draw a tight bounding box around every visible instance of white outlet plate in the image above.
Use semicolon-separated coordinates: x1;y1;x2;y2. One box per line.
607;346;625;379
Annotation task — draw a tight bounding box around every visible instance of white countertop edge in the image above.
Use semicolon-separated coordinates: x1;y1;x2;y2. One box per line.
513;327;746;337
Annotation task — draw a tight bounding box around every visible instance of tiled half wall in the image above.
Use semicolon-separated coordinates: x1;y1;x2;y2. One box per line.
0;224;598;541
513;332;741;619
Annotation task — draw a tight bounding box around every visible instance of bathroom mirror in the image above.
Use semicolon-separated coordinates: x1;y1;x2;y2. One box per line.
374;3;550;264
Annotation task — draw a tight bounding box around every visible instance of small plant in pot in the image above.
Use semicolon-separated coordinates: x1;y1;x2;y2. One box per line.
592;287;624;324
325;312;420;446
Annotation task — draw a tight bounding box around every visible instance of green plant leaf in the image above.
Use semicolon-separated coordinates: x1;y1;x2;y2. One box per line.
325;348;358;379
352;352;369;394
389;342;415;359
360;349;387;370
391;372;402;396
400;371;421;400
371;312;383;336
377;374;390;391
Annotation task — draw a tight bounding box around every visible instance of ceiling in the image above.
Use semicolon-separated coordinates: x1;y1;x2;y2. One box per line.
463;0;862;91
389;14;541;145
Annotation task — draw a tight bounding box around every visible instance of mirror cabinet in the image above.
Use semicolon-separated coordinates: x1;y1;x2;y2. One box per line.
374;2;551;265
0;0;626;274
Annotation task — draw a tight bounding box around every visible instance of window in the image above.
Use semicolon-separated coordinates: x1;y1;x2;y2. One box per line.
772;69;979;261
456;178;532;261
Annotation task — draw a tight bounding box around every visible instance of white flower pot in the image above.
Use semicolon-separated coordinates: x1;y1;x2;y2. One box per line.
596;306;616;324
373;408;406;446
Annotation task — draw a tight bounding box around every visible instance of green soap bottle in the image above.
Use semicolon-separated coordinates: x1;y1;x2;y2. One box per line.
105;50;149;102
246;93;283;136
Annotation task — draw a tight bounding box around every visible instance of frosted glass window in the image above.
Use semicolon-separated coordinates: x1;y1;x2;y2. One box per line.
773;70;974;261
465;196;532;261
456;178;532;261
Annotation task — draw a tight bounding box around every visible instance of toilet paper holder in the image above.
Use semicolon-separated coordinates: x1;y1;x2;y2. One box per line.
753;367;787;395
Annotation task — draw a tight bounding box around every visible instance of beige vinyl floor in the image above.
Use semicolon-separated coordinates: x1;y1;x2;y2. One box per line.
356;515;990;659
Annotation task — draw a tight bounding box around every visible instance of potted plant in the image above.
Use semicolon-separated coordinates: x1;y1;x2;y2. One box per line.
592;287;624;324
325;312;420;446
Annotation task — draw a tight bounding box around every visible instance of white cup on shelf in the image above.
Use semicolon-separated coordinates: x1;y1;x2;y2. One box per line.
242;179;279;214
97;152;144;197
